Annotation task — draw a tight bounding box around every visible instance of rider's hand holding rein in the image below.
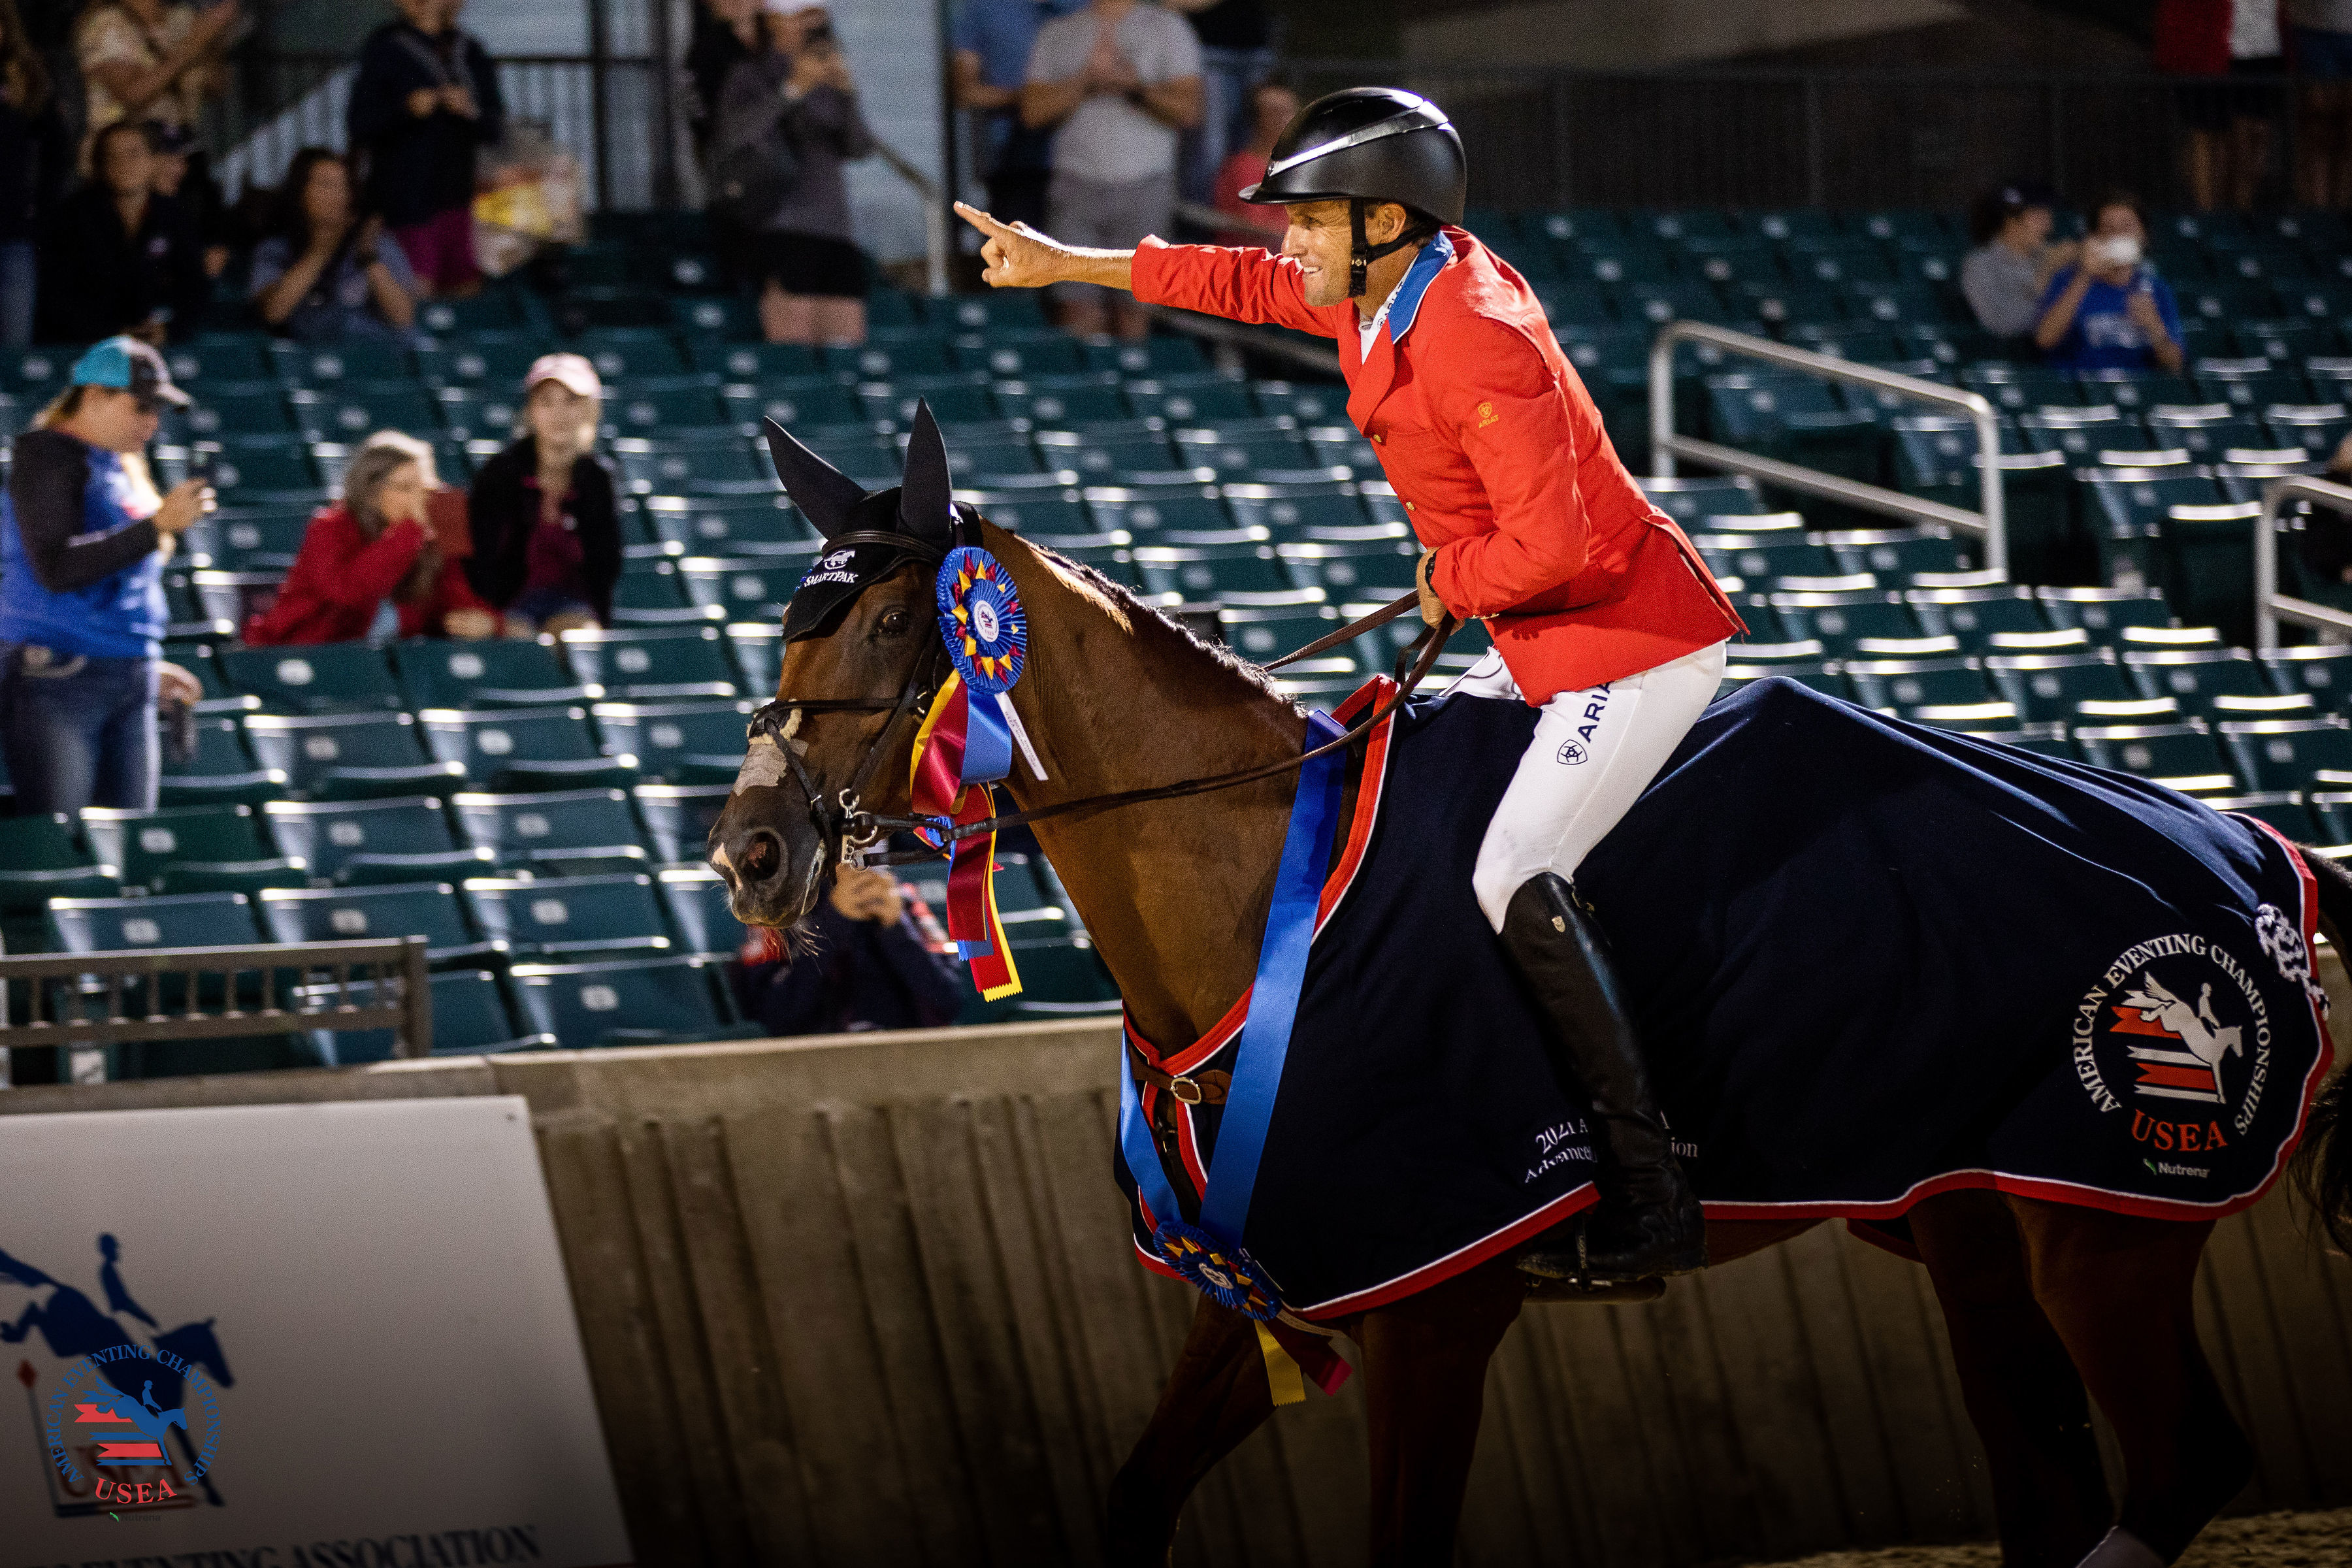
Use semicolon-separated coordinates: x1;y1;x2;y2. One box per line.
955;202;1133;295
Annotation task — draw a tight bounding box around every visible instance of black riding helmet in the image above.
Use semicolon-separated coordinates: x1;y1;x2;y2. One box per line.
1239;87;1467;298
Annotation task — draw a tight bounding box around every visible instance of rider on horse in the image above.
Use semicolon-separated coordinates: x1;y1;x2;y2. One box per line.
955;87;1743;1282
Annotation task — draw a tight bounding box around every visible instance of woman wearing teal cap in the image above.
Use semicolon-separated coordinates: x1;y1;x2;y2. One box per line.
0;335;210;813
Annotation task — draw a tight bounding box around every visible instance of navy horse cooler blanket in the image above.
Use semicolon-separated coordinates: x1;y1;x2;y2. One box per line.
1115;678;2336;1320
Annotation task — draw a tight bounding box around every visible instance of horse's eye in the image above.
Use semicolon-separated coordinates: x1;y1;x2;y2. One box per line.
877;607;909;636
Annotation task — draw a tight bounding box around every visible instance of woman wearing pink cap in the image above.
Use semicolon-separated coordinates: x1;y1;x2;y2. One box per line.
463;352;621;633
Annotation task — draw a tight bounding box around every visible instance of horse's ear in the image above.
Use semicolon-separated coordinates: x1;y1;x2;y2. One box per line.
897;400;955;546
760;417;867;538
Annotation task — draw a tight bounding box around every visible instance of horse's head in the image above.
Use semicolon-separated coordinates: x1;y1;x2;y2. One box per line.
152;1317;233;1389
710;404;961;929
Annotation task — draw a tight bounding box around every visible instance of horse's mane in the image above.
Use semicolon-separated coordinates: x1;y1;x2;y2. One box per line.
1017;540;1301;713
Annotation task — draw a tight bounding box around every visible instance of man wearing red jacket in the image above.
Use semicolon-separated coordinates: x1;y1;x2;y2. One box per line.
956;87;1742;1283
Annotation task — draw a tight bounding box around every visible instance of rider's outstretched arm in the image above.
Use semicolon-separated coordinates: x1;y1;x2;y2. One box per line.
953;203;1331;337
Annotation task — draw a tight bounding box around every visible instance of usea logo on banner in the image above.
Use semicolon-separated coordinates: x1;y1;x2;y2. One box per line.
2071;928;2277;1169
3;1232;229;1516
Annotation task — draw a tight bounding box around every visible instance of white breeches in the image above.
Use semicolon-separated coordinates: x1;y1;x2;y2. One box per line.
1450;640;1730;930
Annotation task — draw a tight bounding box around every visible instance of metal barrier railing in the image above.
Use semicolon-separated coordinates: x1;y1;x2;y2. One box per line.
0;938;432;1068
1647;321;2009;576
2254;474;2352;650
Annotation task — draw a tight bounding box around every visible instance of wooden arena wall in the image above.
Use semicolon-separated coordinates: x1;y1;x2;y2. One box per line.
8;1007;2350;1565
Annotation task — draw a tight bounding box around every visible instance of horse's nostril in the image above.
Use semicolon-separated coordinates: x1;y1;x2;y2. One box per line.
741;832;782;884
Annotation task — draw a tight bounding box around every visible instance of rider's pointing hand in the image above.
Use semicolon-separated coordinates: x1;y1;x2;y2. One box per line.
955;202;1077;290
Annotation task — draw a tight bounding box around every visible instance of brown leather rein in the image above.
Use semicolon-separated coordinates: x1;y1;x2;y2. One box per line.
744;561;1458;869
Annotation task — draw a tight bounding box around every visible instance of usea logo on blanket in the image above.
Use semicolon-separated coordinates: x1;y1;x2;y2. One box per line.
2071;930;2276;1163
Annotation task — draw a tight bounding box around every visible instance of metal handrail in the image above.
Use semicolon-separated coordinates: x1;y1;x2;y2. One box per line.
869;137;948;298
1648;321;2008;576
0;938;431;1060
2254;474;2352;649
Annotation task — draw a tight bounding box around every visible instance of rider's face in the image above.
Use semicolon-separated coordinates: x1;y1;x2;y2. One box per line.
1282;200;1411;310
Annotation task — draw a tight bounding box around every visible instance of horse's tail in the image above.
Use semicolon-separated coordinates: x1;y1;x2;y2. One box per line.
2293;846;2352;1254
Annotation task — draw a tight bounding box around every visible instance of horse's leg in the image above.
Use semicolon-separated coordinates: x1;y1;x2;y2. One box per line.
1909;1190;2111;1567
1358;1260;1526;1568
1105;1296;1275;1566
2009;1197;2251;1565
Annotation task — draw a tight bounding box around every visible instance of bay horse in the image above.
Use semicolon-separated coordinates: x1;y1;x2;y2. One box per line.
708;425;2352;1568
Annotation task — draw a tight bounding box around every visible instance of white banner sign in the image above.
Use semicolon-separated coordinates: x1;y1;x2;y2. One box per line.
0;1097;631;1567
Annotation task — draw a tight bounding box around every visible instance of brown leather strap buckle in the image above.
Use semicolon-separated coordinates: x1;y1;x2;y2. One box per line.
1128;1045;1230;1106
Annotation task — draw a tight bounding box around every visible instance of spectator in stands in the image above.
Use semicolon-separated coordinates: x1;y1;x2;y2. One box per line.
2291;1;2352;206
0;337;208;813
731;866;966;1034
37;117;204;344
715;8;875;346
1210;76;1291;248
685;0;759;163
2032;191;2184;375
951;0;1085;233
1166;0;1270;206
1022;0;1201;338
243;432;495;645
248;147;419;344
347;0;502;299
1959;183;2073;348
464;353;621;634
147;120;226;279
0;0;67;348
2158;0;2287;211
73;0;233;171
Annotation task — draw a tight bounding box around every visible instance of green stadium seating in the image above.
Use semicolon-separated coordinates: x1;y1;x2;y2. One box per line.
271;338;414;384
80;804;273;893
416;705;634;790
1905;583;2047;647
2262;645;2352;713
640;494;813;551
0;815;120;914
590;700;753;784
1085;483;1230;536
392;636;596;711
1218;600;1343;666
578;329;689;379
193;436;322;499
1984;649;2135;722
159;713;286;807
611;434;771;496
507;955;745;1047
1765;586;1919;651
1823;529;1974;580
257;882;502;965
992;375;1129;427
185;382;296;436
1034;425;1176;476
1695;528;1838;581
1716;640;1842;698
955;486;1088;535
45;889;263;953
450;787;650;875
635;783;730;864
2206;791;2322;839
1173;423;1316;476
606;560;716;627
464;873;674;958
1641;476;1769;527
1275;536;1417;598
560;625;742;700
289;383;444;442
2034;586;2176;640
724;625;781;698
1840;657;1993;710
656;866;743;956
243;711;463;800
218;643;404;715
306;968;548;1064
689;339;820;378
723;380;865;430
2121;647;2272;715
2071;721;2234;785
262;796;488;885
2220;716;2352;791
1130;542;1299;604
604;378;729;435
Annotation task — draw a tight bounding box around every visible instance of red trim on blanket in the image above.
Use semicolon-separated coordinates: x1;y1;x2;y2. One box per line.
1294;1184;1599;1320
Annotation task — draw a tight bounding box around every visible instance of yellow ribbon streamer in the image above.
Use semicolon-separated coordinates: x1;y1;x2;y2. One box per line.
1254;1320;1305;1407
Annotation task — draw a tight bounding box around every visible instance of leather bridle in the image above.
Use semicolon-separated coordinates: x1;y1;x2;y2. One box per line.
740;541;1458;873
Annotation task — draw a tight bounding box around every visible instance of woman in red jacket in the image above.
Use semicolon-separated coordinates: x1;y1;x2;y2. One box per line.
244;431;496;645
956;88;1742;1284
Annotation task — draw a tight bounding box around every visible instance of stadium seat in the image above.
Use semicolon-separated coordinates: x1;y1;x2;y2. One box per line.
1130;542;1299;604
80;804;276;894
2034;586;2176;640
606;560;716;627
991;374;1128;427
955;486;1090;535
448;785;645;872
416;336;545;387
184;381;296;436
1085;482;1230;536
676;556;804;623
826;339;952;380
218;643;404;715
1171;423;1315;476
416;705;635;791
655;866;743;957
263;796;491;886
1825;529;1974;581
590;700;753;783
1275;536;1418;598
2204;791;2322;839
2122;647;2271;715
506;955;745;1047
289;383;444;442
243;711;465;800
1765;586;1919;652
2262;644;2352;713
2070;720;2234;786
1217;601;1343;666
270;338;414;384
610;433;773;496
604;378;729;436
393;636;597;711
640;494;813;552
1905;583;2047;647
1716;640;1843;698
0;814;120;913
159;713;287;807
1034;425;1177;476
1641;476;1769;527
1841;657;1994;710
578;329;689;380
45;889;263;953
2264;403;2351;460
306;967;550;1064
464;873;674;957
561;625;742;699
1695;528;1838;581
1220;480;1370;538
722;380;865;430
725;625;781;699
634;783;730;864
1984;649;2135;722
258;881;502;966
687;339;819;379
2219;716;2352;791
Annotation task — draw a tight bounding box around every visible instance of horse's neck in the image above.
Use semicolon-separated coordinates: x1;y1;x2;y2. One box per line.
989;529;1306;1050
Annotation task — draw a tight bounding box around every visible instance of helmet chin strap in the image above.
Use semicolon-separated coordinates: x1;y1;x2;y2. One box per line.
1347;198;1427;299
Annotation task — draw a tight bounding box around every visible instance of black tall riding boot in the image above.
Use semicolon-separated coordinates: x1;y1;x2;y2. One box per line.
1500;873;1706;1282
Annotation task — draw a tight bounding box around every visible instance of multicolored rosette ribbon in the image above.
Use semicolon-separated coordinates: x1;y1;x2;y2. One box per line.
907;546;1044;1001
1152;1217;1281;1320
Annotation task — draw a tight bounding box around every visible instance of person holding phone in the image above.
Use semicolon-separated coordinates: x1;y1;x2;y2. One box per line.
0;337;208;814
346;0;502;297
248;146;419;343
2032;189;2185;373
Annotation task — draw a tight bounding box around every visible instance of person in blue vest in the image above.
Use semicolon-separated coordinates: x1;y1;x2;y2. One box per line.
0;336;210;813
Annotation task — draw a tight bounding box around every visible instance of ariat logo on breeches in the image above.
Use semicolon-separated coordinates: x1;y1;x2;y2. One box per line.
1555;684;1612;766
